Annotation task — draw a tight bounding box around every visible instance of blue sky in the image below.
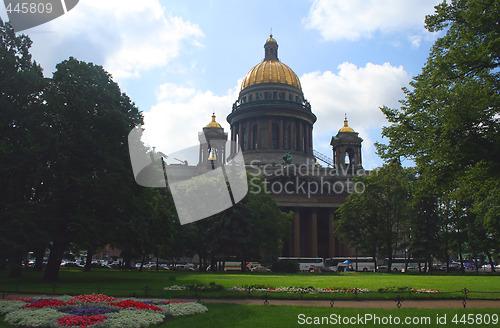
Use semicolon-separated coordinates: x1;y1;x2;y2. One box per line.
1;0;443;169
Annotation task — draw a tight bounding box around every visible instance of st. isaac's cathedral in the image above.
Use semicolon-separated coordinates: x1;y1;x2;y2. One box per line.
193;35;366;258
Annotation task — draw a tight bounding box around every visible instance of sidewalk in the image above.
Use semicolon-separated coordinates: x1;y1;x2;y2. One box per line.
198;298;500;309
5;293;500;309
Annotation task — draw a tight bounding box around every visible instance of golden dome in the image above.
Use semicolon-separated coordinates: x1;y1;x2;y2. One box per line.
241;60;302;90
339;114;355;133
240;35;302;91
206;113;222;128
266;34;277;44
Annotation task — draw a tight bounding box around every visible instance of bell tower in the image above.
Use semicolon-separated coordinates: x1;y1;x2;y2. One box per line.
199;113;228;167
330;115;363;169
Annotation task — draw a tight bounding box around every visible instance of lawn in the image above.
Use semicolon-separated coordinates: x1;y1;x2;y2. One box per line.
1;304;499;328
1;269;499;300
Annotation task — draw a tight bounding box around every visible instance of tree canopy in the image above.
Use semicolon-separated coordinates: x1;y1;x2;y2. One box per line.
376;0;499;251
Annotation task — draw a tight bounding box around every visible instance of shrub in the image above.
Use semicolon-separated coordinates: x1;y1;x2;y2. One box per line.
0;300;25;315
186;282;224;292
160;302;208;317
5;308;67;327
105;308;165;328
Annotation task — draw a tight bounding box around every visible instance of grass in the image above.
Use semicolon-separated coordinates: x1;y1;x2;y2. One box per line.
167;304;500;328
1;269;500;300
1;304;500;328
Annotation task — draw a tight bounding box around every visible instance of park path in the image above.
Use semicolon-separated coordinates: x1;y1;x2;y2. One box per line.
5;293;500;309
198;298;500;309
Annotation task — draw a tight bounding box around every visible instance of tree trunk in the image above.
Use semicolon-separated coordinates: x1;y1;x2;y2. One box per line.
139;255;145;272
0;256;6;271
473;252;479;273
444;250;450;273
372;255;377;272
458;243;465;274
487;252;496;273
8;251;23;278
84;249;93;272
43;241;66;282
122;250;132;269
34;245;46;272
210;256;216;272
386;239;393;273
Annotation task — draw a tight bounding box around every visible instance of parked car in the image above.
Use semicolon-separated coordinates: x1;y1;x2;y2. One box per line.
250;265;271;272
60;261;83;268
174;263;195;271
91;262;111;269
402;265;421;273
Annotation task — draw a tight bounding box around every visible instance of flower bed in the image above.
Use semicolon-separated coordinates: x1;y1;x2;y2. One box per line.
164;284;441;295
231;285;441;294
0;294;207;328
231;285;371;294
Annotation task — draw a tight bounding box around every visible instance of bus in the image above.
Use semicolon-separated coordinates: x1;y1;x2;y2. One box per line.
224;261;261;271
324;257;376;272
379;258;426;272
278;257;324;272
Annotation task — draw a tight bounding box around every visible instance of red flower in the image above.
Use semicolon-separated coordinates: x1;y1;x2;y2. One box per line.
56;314;107;327
163;300;188;304
108;300;162;311
22;300;71;309
70;293;116;303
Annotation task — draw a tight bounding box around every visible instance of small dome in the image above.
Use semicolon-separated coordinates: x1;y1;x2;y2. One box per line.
266;34;277;44
206;113;222;128
339;115;355;133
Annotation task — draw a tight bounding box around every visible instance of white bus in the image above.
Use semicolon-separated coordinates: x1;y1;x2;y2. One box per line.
379;258;426;272
325;257;376;272
278;257;324;272
224;261;260;271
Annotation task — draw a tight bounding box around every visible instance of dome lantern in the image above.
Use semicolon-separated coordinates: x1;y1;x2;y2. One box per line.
264;34;278;60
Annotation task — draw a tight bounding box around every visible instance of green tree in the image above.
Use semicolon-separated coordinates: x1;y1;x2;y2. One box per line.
377;0;499;250
408;193;441;272
0;19;47;276
335;162;414;272
116;188;178;271
335;175;382;269
41;57;143;281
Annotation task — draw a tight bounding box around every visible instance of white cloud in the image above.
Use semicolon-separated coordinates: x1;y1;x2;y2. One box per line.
142;81;240;156
301;62;411;169
27;0;203;79
142;63;410;170
303;0;440;42
409;35;422;48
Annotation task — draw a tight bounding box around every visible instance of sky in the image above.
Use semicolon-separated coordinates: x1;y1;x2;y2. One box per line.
1;0;444;170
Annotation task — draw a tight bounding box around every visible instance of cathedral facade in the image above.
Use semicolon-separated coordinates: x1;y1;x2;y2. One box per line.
197;36;366;258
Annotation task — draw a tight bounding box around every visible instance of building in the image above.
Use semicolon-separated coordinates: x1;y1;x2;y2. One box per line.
184;35;367;258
